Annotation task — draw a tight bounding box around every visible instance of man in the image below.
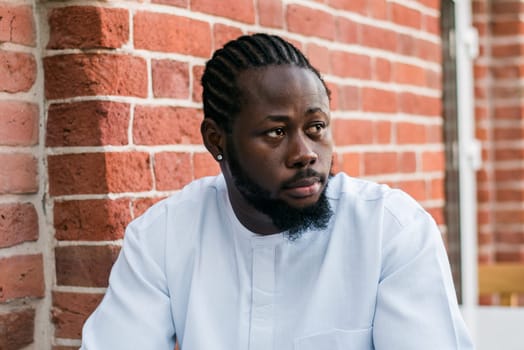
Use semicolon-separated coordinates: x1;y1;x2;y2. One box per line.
81;33;474;349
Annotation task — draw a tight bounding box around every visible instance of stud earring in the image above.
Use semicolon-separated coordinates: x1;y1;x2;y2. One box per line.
216;154;223;161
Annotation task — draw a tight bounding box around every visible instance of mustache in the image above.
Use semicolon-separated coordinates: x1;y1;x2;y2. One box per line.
281;168;325;188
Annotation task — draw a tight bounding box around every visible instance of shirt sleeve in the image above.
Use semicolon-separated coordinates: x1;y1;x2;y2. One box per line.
372;206;474;349
80;220;176;350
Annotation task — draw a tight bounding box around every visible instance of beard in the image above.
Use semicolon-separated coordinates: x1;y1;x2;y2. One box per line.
226;137;333;240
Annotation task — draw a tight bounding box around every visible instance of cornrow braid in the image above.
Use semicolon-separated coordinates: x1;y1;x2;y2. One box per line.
201;33;329;133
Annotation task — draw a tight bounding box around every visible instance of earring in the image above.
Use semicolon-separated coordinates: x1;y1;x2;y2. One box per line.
216;154;223;161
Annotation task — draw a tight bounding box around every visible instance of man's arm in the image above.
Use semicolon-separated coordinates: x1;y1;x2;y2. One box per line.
373;204;474;349
81;220;176;349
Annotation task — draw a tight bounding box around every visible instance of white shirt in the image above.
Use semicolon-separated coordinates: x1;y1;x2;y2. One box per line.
81;173;474;349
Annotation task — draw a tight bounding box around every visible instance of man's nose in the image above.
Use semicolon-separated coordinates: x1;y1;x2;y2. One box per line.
285;133;318;168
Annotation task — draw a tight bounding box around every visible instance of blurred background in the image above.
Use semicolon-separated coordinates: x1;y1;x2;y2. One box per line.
0;0;523;349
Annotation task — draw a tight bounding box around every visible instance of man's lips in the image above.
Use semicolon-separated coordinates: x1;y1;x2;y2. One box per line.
282;177;322;198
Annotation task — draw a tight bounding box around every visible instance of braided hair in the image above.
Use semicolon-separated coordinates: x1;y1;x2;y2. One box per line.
201;33;330;133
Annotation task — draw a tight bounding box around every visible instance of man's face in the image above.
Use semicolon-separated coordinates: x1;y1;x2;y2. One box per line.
223;65;334;237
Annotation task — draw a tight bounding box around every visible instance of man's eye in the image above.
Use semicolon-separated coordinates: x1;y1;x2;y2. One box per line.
307;123;325;135
266;128;285;138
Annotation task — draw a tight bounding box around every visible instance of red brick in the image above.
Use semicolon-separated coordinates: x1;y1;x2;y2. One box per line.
361;24;397;51
495;210;524;225
496;189;524;202
397;33;417;57
396;122;427;144
430;178;445;200
134;11;211;57
493;106;523;120
496;232;524;245
492;1;524;14
44;54;147;99
373;57;392;82
376;121;391;144
152;0;188;6
494;147;524;161
335;17;359;44
393;62;426;86
491;64;520;79
331;51;371;79
474;64;488;79
492;20;524;36
46;101;130;147
192;65;204;103
339;85;360;110
397;179;427;201
52;292;104;339
424;14;440;35
391;3;422;29
0;50;36;92
0;153;37;194
400;93;441;116
286;5;335;40
48;152;152;196
493;85;520;99
333;119;373;145
306;43;331;75
477;188;491;203
399;152;416;172
419;0;439;10
133;106;202;145
0;254;44;302
192;0;254;23
363;152;397;175
193;152;220;178
0;4;35;46
0;203;38;248
132;197;164;218
418;39;441;63
55;245;120;287
54;199;131;241
422;151;445;172
478;209;492;226
425;69;441;90
328;0;367;14
47;6;128;49
0;101;38;146
495;250;524;263
340;152;360;176
154;152;192;191
426;124;443;143
152;59;189;99
362;88;397;113
0;309;35;349
257;0;284;28
213;24;243;50
495;168;524;182
492;43;522;58
369;0;388;19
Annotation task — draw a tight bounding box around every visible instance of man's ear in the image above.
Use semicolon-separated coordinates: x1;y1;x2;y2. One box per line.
201;118;225;161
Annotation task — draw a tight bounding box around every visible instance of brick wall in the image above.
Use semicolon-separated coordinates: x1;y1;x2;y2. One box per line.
473;0;524;266
0;0;443;348
0;1;45;349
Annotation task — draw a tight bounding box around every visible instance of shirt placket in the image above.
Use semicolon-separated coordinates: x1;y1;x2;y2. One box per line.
249;242;276;350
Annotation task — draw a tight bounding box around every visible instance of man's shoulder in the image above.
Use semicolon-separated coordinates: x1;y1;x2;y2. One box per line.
328;172;391;201
329;172;426;228
131;175;223;229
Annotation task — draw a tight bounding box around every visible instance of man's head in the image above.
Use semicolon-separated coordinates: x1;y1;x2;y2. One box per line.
201;33;330;133
201;34;334;238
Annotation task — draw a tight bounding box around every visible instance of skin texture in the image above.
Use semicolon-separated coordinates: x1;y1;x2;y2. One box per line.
201;65;334;235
